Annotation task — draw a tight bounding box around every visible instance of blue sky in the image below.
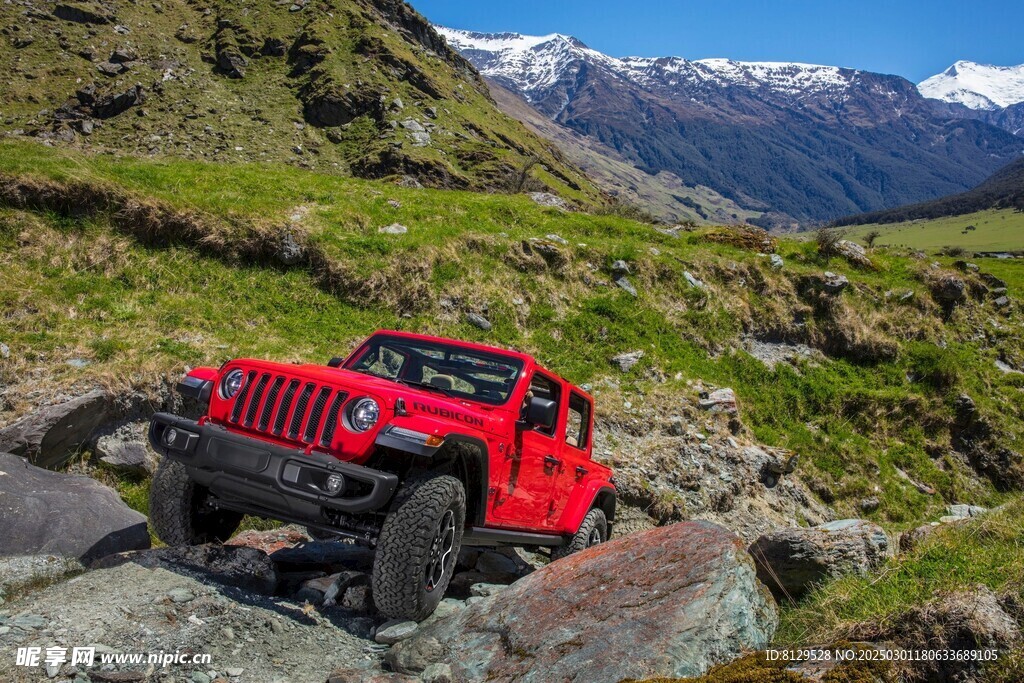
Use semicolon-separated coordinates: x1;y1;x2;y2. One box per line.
413;0;1024;83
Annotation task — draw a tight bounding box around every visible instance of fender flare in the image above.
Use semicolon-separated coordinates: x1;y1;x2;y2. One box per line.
562;482;617;535
374;417;490;526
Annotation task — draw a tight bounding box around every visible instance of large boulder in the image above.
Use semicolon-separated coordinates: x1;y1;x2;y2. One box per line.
0;452;149;562
387;521;778;681
0;389;111;469
748;519;890;600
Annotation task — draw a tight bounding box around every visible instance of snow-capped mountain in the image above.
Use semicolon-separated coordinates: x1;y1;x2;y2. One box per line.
437;27;863;115
438;27;1023;225
918;61;1024;110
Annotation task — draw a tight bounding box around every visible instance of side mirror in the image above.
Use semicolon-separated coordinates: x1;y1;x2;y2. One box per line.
524;396;558;430
327;357;344;368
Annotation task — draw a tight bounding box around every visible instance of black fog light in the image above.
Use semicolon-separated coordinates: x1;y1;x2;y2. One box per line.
325;473;345;495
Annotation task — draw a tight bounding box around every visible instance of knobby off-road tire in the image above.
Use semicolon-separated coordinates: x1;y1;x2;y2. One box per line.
372;475;466;621
149;458;243;546
551;507;607;561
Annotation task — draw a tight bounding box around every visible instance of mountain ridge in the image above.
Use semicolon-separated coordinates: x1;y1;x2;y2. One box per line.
439;27;1024;226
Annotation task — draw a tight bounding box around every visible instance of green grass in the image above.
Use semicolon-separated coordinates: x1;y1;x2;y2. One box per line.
1;140;1023;530
841;209;1024;253
777;498;1024;646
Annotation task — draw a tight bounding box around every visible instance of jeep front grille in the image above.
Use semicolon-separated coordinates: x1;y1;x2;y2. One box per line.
227;372;349;447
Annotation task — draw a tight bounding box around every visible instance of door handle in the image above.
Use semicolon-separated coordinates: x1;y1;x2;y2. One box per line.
544;455;561;471
575;465;589;479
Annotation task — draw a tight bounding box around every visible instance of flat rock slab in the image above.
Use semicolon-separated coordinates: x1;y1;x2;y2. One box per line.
0;452;149;562
390;520;777;681
0;390;111;469
94;544;279;595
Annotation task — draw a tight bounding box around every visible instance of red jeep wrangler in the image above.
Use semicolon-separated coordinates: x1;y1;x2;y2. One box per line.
148;330;616;619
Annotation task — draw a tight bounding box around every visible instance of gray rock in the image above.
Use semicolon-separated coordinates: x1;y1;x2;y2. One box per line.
0;453;149;562
930;273;967;305
379;223;408;235
469;583;506;598
0;389;112;468
341;583;374;612
835;240;871;267
545;234;569;245
383;635;442;674
611;259;631;275
994;295;1011;308
474;550;528;576
277;231;305;265
375;619;419;644
684;271;705;289
527;192;571;211
464;312;492;331
420;663;453;683
93;545;278;594
400;119;425;132
0;343;9;358
409;131;431;147
947;504;987;519
0;555;84;602
769;254;784;269
858;497;880;513
699;388;738;415
167;587;195;603
749;519;890;600
614;276;638;297
390;521;777;680
611;350;644;372
94;422;155;474
820;271;850;294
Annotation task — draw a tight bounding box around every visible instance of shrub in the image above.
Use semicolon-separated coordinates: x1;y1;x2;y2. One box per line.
815;227;847;260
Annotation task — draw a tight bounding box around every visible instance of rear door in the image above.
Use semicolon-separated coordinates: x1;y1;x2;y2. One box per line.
491;370;563;529
549;389;594;530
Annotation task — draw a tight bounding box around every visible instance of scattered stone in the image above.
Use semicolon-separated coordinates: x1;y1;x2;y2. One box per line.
699;388;738;415
400;119;425;132
684;271;705;289
0;343;10;359
929;273;967;306
946;503;987;519
419;663;453;683
545;233;568;245
749;519;890;601
167;587;195;603
276;230;305;265
54;3;114;25
464;312;492;331
379;223;408;235
611;259;630;275
614;277;637;297
390;521;777;680
769;254;784;269
375;619;418;645
527;192;572;211
110;47;138;63
0;389;112;468
386;199;401;208
409;131;431;147
835;240;872;268
0;452;149;562
0;555;84;602
611;350;644;372
96;60;126;76
858;497;880;513
994;295;1010;308
819;271;850;294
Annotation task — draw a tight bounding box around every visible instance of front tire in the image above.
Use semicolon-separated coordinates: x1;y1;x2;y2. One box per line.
552;508;607;561
149;458;243;546
372;475;466;621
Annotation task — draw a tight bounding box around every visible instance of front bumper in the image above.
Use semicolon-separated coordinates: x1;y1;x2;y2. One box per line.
149;413;399;522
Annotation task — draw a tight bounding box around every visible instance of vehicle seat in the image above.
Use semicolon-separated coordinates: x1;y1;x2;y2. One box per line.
428;374;456;390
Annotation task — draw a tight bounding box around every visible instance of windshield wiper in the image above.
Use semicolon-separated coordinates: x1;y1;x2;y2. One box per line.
395;378;453;397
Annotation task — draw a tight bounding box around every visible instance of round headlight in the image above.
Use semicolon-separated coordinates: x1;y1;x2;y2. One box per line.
220;369;245;400
350;398;380;432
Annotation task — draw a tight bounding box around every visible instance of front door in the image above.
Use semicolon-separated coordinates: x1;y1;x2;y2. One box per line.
491;371;563;529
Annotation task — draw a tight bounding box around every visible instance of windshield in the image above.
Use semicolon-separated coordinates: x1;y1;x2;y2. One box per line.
345;335;524;406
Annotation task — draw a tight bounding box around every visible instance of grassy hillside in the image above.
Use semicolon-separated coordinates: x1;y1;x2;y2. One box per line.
0;0;594;198
2;140;1023;533
841;209;1024;253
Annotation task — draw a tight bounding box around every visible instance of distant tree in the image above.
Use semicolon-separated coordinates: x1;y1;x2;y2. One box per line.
864;230;881;248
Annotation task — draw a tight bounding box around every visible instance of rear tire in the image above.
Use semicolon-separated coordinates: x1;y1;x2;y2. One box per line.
552;508;607;561
372;475;466;621
149;458;243;546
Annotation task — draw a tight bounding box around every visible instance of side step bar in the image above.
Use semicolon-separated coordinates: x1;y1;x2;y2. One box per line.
462;526;564;548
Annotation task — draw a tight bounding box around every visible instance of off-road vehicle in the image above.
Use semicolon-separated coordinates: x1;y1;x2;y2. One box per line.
149;330;616;620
